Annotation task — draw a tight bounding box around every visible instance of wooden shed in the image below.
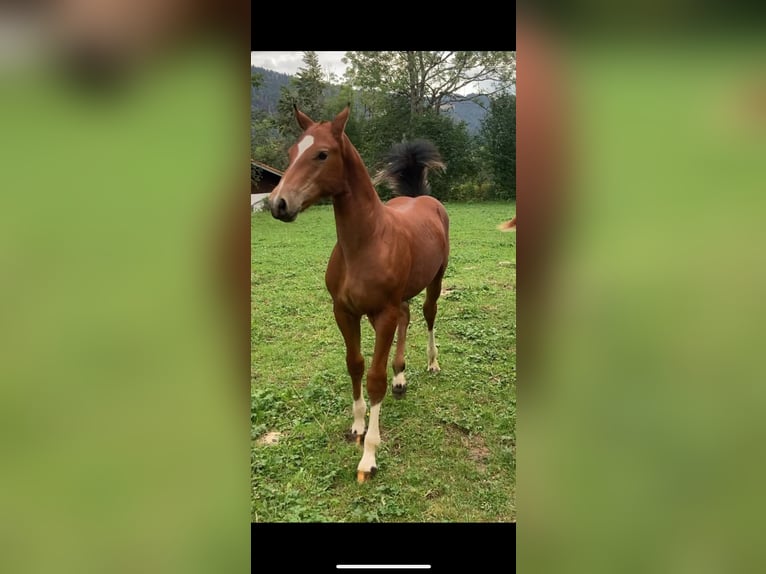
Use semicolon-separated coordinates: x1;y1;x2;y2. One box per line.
251;160;283;195
251;160;283;212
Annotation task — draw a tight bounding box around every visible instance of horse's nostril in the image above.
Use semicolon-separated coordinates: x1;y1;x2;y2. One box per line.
271;197;292;221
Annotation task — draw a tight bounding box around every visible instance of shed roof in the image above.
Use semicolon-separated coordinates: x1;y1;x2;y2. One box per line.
251;160;284;179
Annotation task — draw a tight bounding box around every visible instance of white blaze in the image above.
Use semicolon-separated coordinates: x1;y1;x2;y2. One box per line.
358;402;381;473
270;135;314;203
296;134;314;160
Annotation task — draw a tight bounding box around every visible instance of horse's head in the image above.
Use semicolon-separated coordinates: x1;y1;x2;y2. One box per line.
269;105;349;222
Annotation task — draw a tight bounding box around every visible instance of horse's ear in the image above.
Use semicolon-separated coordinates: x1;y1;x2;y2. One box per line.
294;104;315;130
331;105;350;139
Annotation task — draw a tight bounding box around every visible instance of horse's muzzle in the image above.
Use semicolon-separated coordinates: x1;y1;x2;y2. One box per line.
269;197;297;222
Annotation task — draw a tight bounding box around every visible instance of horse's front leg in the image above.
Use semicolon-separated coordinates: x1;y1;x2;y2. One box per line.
357;305;398;483
334;305;366;444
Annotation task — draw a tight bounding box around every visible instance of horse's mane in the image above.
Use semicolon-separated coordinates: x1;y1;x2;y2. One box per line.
372;140;445;197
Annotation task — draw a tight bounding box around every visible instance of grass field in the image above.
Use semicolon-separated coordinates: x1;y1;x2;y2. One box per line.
251;201;516;522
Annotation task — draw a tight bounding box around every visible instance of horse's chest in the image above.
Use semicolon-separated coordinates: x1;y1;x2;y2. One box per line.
330;265;399;315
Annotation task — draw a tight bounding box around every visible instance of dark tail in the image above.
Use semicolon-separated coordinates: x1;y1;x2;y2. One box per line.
373;140;445;197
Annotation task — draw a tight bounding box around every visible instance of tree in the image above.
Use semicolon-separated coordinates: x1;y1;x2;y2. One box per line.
344;51;516;129
480;92;516;200
358;94;476;202
251;71;287;168
410;110;477;201
357;94;412;171
323;83;362;144
276;51;327;139
251;163;262;188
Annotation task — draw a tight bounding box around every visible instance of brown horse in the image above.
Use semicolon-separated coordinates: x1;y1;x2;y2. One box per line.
268;105;450;483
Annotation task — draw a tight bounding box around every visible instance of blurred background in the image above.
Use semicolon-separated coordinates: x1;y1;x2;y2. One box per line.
3;0;766;570
517;4;766;574
0;1;250;572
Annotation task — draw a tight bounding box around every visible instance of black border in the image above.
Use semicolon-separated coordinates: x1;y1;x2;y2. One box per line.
251;522;515;571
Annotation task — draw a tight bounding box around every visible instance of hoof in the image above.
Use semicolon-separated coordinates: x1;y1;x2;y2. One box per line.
392;384;407;399
428;364;441;373
345;429;366;444
356;467;377;484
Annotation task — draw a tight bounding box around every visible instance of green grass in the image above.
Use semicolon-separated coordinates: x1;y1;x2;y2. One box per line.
251;201;516;522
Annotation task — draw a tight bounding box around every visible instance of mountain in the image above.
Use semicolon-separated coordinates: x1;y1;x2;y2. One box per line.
251;66;491;135
444;96;490;135
251;67;291;114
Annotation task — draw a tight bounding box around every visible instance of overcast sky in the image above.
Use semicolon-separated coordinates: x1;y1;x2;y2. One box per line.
250;51;348;81
250;51;495;95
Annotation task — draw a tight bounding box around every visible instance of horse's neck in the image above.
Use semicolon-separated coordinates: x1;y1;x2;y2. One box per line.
332;143;386;257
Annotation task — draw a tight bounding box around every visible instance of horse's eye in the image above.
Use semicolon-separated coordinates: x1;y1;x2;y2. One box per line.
316;151;328;161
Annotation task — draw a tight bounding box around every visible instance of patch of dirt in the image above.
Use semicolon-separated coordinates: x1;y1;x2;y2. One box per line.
443;423;491;473
445;422;471;435
497;261;515;267
256;431;282;446
461;434;491;473
388;439;403;455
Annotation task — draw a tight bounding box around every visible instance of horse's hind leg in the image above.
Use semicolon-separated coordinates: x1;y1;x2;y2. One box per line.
423;268;445;372
391;300;410;398
334;305;366;445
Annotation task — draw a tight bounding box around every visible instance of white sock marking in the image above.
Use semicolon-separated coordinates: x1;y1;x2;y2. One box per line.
392;371;406;389
358;403;381;473
427;329;440;371
351;396;367;436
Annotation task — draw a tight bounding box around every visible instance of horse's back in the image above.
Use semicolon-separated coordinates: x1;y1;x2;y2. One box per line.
386;195;449;239
385;196;450;296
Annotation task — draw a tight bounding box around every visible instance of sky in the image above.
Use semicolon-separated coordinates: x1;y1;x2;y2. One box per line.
250;51;348;81
250;51;496;95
